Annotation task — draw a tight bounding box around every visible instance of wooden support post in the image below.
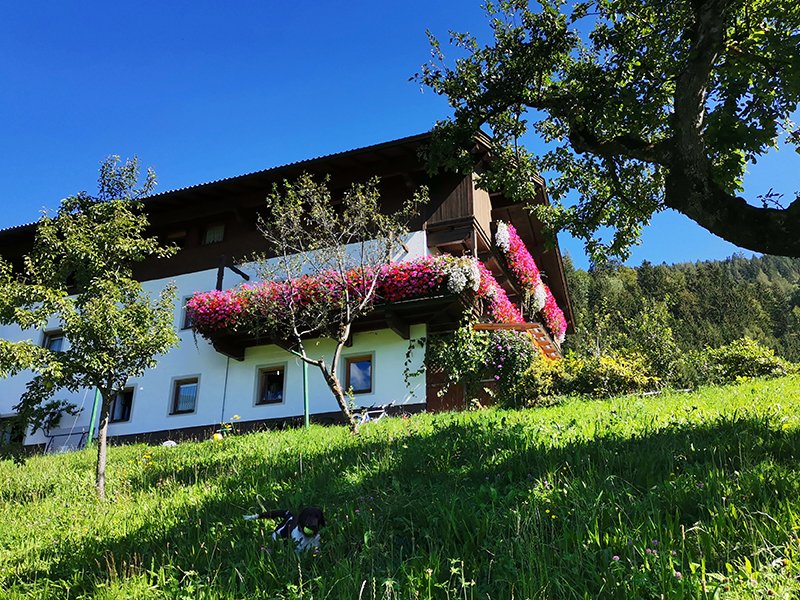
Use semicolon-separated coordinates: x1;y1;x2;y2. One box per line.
216;255;250;291
216;255;227;291
385;309;410;340
212;339;245;361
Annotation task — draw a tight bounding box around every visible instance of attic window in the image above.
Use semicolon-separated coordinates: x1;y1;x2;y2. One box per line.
203;224;225;245
166;230;187;249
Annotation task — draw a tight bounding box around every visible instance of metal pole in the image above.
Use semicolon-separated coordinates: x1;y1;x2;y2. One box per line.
86;388;101;447
303;360;309;429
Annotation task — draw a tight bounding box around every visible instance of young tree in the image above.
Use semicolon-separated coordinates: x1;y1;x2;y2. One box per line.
253;174;424;432
416;0;800;261
0;157;178;498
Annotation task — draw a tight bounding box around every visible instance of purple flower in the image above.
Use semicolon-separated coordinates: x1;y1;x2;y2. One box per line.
612;555;620;561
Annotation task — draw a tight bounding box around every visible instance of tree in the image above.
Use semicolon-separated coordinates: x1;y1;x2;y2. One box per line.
0;157;178;498
253;174;425;432
416;0;800;261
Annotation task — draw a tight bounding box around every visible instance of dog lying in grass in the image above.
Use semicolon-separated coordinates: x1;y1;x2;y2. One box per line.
243;507;325;553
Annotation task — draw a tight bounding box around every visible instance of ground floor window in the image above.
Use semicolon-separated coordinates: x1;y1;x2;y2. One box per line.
257;366;286;405
345;355;373;394
171;378;199;414
0;417;24;446
110;388;134;422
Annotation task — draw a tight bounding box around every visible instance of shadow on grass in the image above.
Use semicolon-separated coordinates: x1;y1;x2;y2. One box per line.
7;410;800;598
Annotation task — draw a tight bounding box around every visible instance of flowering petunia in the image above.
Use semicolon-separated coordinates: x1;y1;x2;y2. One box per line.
494;221;567;341
187;253;530;338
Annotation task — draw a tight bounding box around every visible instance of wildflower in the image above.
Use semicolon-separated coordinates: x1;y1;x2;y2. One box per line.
612;555;620;561
674;571;683;580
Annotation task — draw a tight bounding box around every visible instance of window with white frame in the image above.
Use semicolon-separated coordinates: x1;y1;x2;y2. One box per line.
110;388;134;423
256;366;286;405
171;378;199;414
43;330;65;352
181;296;194;330
345;355;373;394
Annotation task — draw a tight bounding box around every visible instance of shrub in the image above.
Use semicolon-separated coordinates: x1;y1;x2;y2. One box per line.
513;350;659;403
511;353;565;406
560;351;659;397
695;337;793;385
426;326;537;407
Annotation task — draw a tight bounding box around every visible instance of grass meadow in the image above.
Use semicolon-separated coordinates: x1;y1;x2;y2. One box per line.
2;376;800;598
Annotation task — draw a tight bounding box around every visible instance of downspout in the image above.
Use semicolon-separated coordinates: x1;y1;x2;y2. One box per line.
303;360;309;429
220;356;231;424
86;388;102;448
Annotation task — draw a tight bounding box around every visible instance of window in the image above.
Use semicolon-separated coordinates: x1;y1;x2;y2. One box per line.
345;355;373;394
181;297;194;330
43;330;65;352
202;223;225;245
171;378;199;414
0;418;24;446
110;388;134;423
166;229;187;250
257;366;285;405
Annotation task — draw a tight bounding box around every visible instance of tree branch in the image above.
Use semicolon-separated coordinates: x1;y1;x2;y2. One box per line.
664;174;800;255
566;124;671;165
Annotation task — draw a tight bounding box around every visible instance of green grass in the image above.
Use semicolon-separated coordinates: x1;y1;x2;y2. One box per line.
3;377;800;598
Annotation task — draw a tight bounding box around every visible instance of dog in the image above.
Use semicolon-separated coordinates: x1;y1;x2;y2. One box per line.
243;506;325;552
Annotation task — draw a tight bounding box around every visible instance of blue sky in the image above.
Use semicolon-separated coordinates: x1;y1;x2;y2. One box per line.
1;1;796;270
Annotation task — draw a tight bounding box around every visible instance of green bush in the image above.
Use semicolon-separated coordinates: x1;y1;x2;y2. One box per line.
694;337;793;385
514;350;659;403
426;326;537;407
429;330;796;408
511;352;565;406
560;351;659;397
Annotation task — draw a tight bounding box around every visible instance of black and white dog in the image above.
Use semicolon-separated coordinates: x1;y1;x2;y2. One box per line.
243;507;325;552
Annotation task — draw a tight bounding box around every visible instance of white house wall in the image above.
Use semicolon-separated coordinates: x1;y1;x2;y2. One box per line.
3;230;429;448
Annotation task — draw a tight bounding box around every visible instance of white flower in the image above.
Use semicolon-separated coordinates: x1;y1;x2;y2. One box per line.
556;332;566;345
447;268;468;293
532;281;546;312
466;258;480;292
446;257;481;294
495;221;510;253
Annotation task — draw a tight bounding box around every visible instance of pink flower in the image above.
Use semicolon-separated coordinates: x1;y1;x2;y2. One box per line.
187;253;543;337
494;221;566;341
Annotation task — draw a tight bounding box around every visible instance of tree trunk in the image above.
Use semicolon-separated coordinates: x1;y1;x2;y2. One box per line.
95;392;112;500
319;366;358;434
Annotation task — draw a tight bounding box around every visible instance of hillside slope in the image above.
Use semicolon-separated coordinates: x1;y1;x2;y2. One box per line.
2;377;800;598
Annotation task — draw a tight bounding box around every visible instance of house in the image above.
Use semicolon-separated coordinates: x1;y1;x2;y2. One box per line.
0;132;573;452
